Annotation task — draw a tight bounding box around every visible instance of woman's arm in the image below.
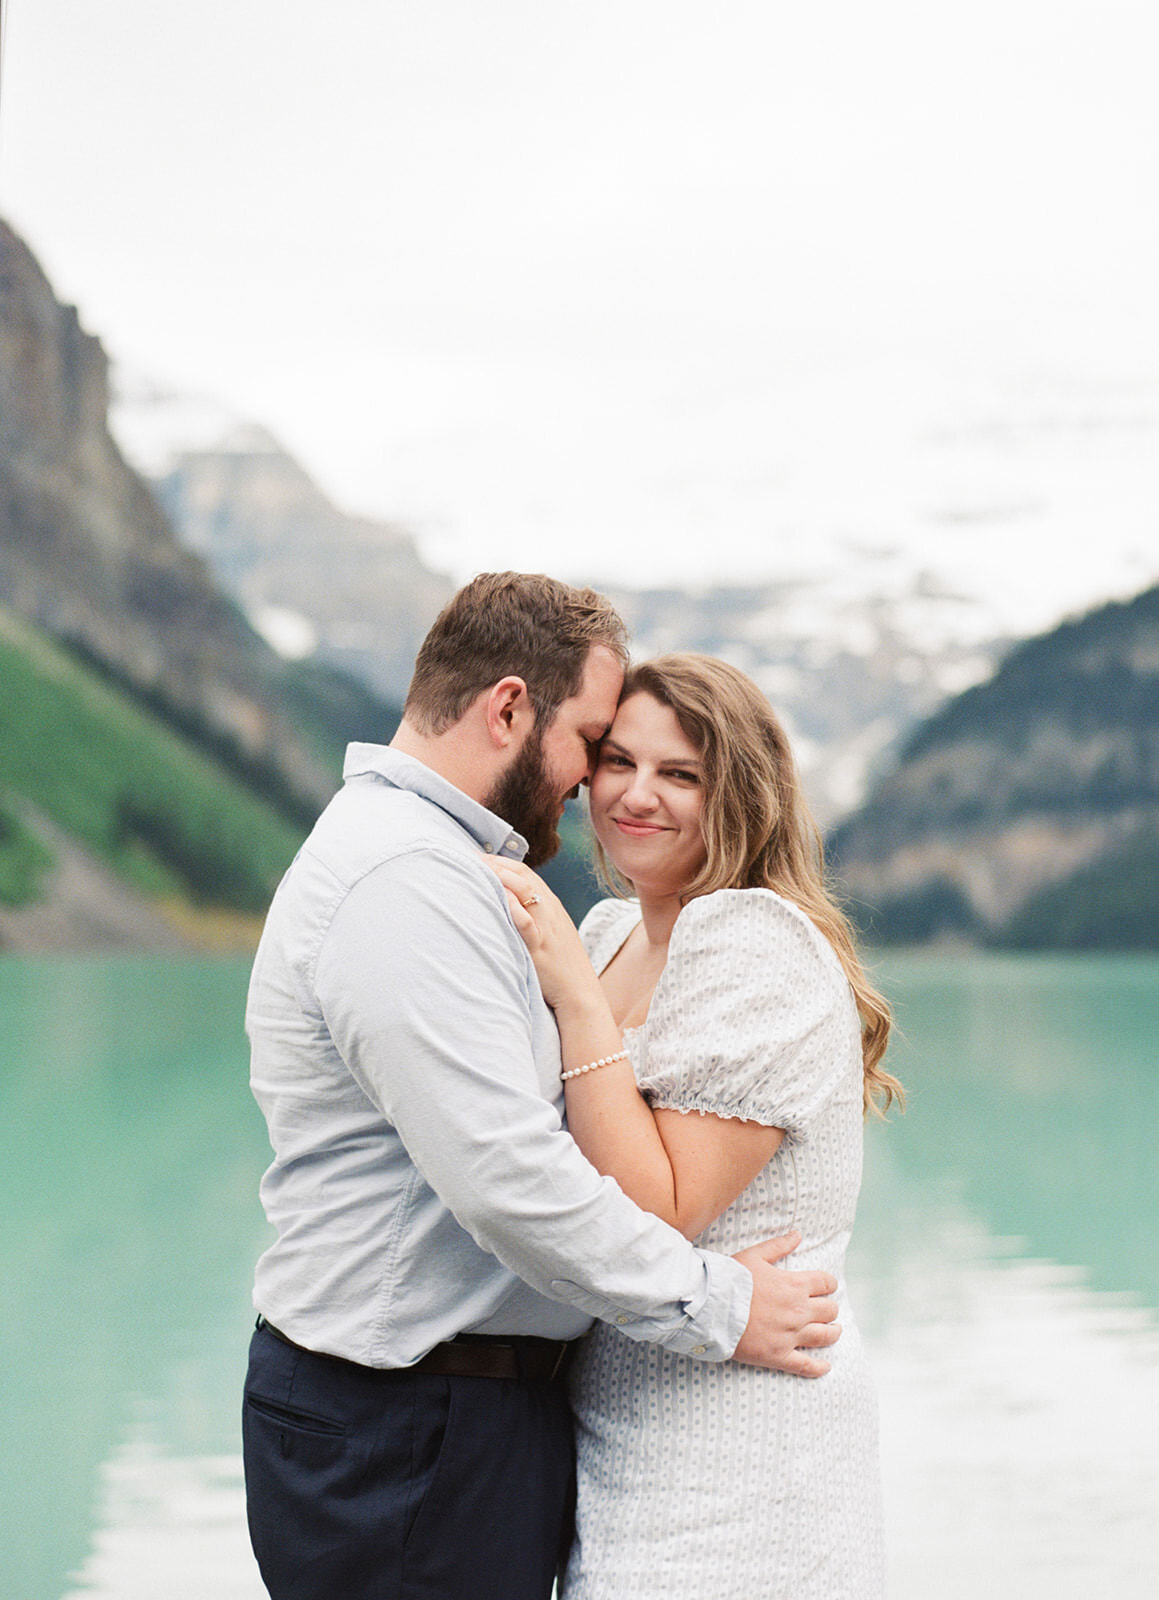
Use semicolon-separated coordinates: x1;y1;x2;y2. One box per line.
484;859;784;1240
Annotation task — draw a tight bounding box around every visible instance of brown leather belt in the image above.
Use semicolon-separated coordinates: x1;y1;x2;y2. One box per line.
257;1317;573;1384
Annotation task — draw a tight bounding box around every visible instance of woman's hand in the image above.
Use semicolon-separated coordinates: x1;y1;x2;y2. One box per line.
480;857;604;1015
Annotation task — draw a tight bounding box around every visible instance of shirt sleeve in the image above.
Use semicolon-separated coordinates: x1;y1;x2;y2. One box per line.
312;846;753;1359
639;889;859;1141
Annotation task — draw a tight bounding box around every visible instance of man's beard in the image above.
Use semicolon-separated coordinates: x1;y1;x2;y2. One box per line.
485;726;568;867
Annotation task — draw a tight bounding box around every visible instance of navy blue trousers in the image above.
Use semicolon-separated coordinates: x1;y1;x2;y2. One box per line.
243;1323;575;1600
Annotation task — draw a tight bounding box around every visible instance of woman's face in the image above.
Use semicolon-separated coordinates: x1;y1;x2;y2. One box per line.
589;692;707;897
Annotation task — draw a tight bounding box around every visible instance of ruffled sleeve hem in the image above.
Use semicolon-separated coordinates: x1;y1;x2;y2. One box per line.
644;1088;803;1141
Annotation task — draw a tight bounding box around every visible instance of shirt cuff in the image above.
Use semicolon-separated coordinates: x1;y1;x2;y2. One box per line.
656;1251;753;1360
548;1250;753;1362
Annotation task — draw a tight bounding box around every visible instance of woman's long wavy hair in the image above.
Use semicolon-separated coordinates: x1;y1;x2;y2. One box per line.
594;654;902;1116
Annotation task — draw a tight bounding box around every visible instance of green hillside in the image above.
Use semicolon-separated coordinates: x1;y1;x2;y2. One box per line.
0;606;307;914
0;804;53;907
0;601;608;937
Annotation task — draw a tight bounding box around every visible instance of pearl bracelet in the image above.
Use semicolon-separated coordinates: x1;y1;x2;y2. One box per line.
561;1049;629;1082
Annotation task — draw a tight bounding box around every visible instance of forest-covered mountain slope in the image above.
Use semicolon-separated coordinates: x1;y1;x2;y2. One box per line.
829;583;1159;947
0;604;306;949
0;218;402;947
0;218;397;821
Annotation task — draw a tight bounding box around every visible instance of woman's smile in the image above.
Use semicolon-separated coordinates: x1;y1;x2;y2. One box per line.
590;692;708;896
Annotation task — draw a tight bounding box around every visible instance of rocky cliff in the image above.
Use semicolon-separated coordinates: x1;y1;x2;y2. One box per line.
829;584;1159;947
0;219;391;815
151;427;451;704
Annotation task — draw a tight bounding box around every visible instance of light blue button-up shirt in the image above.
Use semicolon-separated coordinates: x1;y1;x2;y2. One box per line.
247;743;752;1367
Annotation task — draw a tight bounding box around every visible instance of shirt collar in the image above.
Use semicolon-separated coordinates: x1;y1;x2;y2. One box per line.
341;743;529;860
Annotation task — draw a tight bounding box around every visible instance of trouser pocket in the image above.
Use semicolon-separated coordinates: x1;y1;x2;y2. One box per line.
244;1391;347;1455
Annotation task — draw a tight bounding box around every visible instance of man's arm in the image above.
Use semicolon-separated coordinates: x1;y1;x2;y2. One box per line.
313;846;838;1371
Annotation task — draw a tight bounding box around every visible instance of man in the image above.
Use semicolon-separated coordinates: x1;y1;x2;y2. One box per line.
243;572;840;1600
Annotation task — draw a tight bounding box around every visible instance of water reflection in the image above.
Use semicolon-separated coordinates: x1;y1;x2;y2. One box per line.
0;957;267;1600
849;951;1159;1599
2;953;1157;1598
849;1185;1159;1599
864;950;1159;1304
61;1440;263;1600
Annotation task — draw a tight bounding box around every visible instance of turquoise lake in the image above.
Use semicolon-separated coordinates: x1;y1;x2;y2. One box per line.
2;951;1157;1598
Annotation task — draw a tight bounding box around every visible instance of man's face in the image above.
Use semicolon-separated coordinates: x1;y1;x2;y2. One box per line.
487;645;623;866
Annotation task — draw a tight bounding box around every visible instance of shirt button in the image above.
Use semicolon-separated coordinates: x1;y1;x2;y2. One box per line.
615;1314;630;1325
483;843;495;854
691;1344;707;1355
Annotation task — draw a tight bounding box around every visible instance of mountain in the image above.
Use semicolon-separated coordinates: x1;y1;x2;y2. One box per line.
828;583;1159;948
151;426;451;704
0;602;307;951
0;217;403;949
0;218;395;824
113;384;453;705
113;389;1018;823
597;577;1002;823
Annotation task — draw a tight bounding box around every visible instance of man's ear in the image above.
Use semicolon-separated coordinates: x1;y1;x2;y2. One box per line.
483;677;533;748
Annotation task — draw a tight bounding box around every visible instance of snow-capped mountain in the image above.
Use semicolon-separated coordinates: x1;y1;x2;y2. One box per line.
111;368;1159;822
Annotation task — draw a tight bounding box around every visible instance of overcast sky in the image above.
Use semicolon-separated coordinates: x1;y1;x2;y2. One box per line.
2;0;1158;618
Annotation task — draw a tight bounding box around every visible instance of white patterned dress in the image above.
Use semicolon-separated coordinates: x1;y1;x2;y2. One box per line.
561;889;884;1600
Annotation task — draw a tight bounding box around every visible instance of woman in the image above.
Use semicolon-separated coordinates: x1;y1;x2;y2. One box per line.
486;653;901;1600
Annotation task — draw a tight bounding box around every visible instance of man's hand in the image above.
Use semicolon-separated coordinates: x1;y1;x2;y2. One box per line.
731;1232;840;1377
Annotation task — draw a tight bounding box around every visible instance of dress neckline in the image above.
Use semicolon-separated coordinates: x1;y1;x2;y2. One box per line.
593;902;651;1035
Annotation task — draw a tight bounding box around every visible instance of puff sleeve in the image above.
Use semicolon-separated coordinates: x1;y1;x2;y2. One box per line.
578;897;641;971
636;889;861;1142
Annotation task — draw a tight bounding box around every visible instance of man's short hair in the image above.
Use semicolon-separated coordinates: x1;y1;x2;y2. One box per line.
404;572;629;735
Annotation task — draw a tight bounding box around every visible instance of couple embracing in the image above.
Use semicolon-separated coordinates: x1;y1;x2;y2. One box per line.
242;571;901;1600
